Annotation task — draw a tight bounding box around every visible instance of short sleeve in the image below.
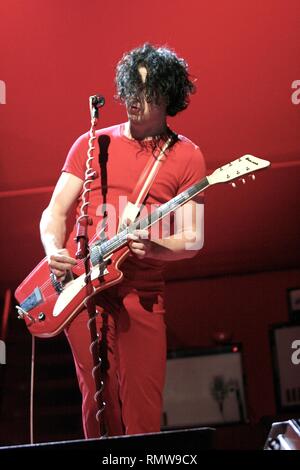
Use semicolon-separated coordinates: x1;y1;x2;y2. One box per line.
61;132;89;180
177;146;206;204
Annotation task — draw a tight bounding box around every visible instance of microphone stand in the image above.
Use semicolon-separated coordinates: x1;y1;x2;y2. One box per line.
75;95;107;437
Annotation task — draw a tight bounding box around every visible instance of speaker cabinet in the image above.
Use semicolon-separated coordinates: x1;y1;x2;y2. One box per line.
269;322;300;411
162;344;248;428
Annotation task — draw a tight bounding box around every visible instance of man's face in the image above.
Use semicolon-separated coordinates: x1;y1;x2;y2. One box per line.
126;66;167;125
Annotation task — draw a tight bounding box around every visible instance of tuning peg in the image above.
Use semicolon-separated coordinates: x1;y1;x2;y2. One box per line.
251;174;256;180
241;178;246;184
231;182;237;188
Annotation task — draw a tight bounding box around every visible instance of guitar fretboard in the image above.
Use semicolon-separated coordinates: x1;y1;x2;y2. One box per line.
90;176;209;264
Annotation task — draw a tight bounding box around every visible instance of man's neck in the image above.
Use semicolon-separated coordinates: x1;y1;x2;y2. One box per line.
124;121;168;141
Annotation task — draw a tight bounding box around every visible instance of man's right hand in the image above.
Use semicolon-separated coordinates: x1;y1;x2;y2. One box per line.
47;248;77;280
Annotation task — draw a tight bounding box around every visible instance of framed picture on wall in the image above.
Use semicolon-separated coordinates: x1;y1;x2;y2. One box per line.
269;322;300;412
287;287;300;322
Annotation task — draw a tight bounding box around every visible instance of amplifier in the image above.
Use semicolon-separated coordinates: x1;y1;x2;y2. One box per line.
162;344;248;428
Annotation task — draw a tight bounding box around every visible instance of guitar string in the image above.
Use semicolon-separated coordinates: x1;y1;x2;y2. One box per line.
39;200;181;292
39;183;208;293
38;166;233;294
36;159;260;294
25;159;266;296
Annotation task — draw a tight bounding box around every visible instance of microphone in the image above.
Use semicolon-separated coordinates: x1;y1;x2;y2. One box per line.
89;94;105;119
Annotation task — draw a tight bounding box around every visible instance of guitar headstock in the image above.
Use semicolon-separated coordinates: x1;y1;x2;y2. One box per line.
207;155;271;186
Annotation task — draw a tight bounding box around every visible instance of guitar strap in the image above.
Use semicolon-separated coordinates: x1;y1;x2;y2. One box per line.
118;136;173;231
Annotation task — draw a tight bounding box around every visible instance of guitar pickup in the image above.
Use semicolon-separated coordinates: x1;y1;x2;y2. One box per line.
90;243;104;266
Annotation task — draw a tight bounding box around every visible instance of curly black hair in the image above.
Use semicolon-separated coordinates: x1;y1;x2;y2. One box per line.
115;43;196;117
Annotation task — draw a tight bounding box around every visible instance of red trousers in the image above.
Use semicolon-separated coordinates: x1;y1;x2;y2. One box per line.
65;286;166;438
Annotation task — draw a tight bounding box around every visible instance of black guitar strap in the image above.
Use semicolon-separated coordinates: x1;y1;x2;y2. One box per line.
98;134;111;241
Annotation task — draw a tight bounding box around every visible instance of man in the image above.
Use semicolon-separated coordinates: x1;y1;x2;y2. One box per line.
40;43;206;438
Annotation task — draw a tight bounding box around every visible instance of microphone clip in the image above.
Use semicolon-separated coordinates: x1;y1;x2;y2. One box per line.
89;94;105;119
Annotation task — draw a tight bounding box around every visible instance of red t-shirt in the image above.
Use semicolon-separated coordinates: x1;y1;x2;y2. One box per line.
62;123;206;290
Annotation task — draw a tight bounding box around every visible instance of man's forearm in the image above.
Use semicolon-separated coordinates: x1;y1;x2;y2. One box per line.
40;208;67;256
147;230;203;261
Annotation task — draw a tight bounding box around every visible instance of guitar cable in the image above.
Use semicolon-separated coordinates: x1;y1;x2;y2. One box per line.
30;335;35;444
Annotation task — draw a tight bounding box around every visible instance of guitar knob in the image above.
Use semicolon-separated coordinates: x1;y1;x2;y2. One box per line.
231;182;237;188
38;313;46;322
241;178;246;184
251;174;256;180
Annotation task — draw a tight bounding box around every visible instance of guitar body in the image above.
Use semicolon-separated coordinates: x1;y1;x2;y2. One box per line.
15;247;129;338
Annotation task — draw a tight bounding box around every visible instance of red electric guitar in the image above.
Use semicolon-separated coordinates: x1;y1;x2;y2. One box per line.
15;155;270;338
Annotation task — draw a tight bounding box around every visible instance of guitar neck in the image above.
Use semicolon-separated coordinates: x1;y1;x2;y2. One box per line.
92;176;210;261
